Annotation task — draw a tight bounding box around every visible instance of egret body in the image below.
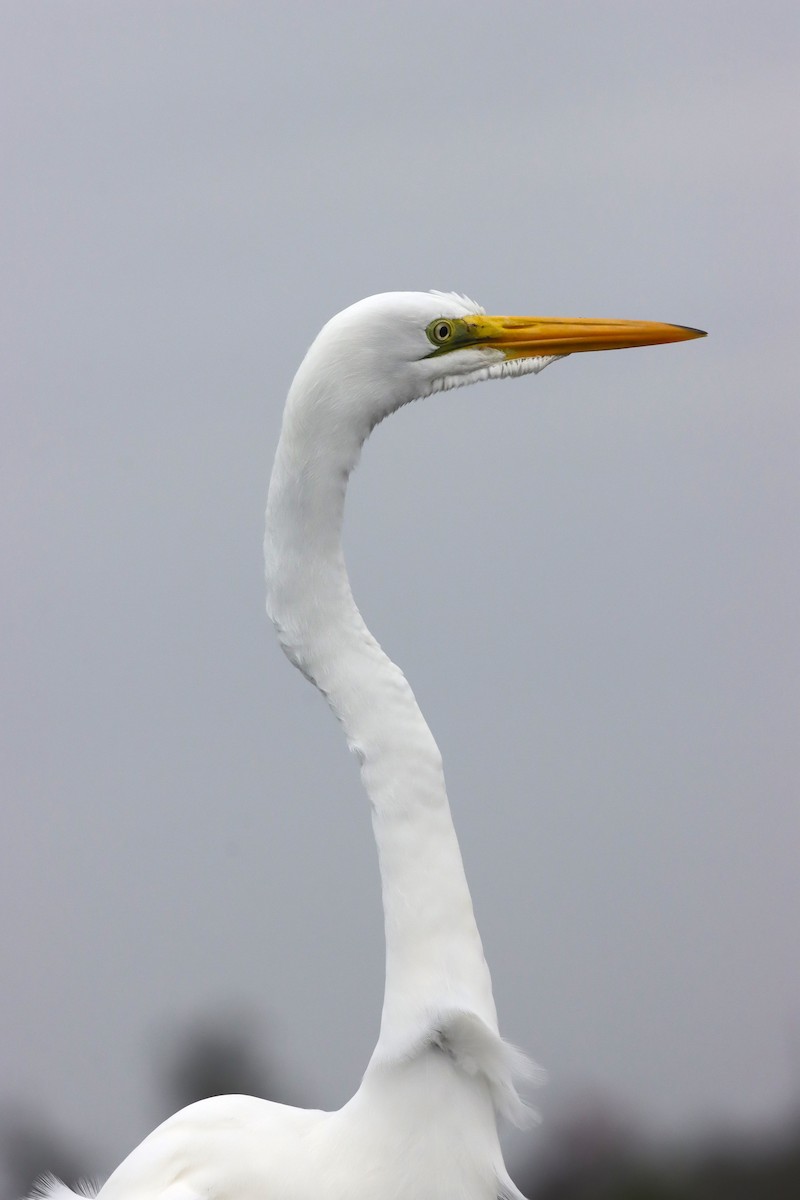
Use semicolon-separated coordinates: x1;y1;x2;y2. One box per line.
33;292;704;1200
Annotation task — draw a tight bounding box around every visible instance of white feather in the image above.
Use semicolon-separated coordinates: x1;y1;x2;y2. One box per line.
28;1177;99;1200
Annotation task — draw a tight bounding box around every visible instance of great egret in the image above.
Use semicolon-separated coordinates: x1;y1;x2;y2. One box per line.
32;292;704;1200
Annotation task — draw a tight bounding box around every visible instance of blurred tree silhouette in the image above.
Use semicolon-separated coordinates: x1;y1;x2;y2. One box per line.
157;1010;292;1116
514;1097;800;1199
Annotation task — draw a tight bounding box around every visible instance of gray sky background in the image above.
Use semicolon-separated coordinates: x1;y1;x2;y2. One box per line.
1;0;798;1181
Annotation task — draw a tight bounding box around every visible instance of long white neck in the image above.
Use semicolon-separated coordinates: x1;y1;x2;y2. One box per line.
264;379;498;1068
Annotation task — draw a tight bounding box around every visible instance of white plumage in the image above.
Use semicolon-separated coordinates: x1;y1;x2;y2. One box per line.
31;292;703;1200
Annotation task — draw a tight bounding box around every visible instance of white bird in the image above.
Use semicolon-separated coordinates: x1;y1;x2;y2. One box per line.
32;292;704;1200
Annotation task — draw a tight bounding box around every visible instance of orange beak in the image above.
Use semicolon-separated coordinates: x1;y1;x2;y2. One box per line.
460;313;706;358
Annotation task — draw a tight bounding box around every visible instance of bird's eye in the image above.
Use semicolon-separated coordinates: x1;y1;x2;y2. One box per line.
427;319;454;346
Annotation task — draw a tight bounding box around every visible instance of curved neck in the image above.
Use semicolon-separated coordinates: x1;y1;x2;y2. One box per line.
265;398;498;1062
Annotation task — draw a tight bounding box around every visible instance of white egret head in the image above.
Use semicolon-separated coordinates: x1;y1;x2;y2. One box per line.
286;290;705;443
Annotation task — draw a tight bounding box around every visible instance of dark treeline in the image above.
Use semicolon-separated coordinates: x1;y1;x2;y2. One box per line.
516;1102;800;1199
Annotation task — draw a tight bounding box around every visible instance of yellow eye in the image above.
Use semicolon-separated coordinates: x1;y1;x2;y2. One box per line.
427;318;454;346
